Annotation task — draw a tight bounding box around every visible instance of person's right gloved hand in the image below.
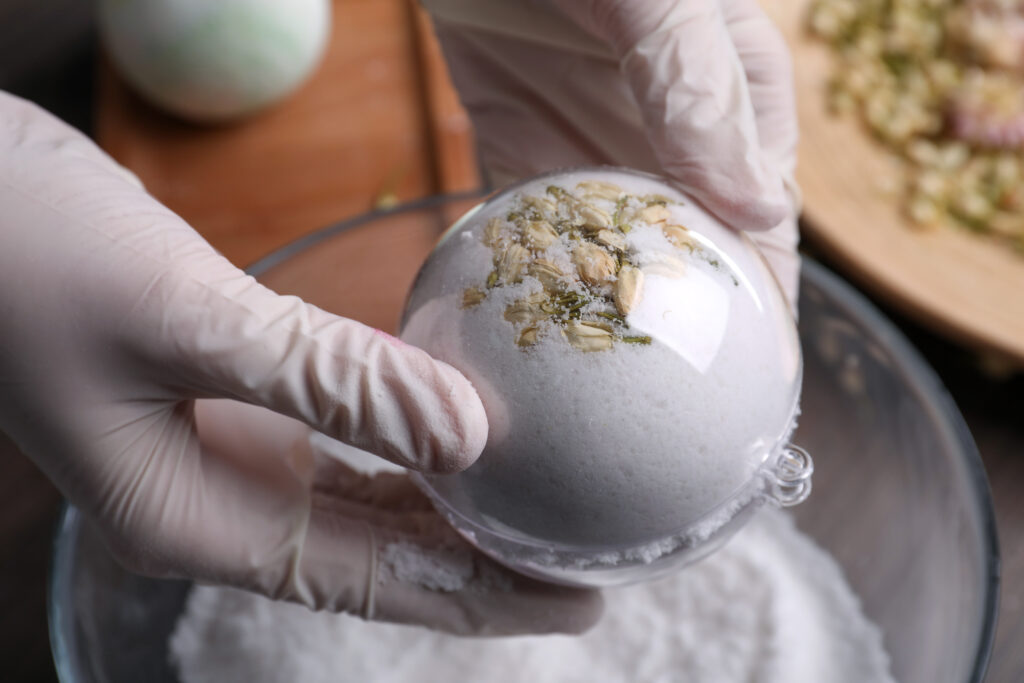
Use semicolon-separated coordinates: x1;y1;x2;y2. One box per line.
424;0;801;308
0;91;602;635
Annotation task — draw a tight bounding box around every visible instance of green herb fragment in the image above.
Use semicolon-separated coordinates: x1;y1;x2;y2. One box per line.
881;52;911;77
486;271;499;288
546;185;571;200
612;196;629;225
621;335;653;345
595;311;625;324
555;292;582;304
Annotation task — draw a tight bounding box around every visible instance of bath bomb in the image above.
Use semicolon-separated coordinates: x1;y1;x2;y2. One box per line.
400;169;801;561
98;0;330;123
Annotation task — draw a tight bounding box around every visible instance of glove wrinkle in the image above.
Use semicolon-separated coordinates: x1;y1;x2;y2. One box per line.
362;520;379;621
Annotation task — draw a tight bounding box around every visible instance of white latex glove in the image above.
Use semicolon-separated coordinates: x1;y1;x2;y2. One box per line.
0;92;601;635
423;0;801;306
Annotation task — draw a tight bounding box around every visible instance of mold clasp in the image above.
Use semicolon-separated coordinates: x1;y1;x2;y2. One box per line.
765;445;814;507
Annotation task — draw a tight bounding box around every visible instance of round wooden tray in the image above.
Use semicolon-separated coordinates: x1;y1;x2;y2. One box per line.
765;0;1024;365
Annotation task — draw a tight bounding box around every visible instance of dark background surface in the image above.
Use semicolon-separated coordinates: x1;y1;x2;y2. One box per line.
1;21;1023;683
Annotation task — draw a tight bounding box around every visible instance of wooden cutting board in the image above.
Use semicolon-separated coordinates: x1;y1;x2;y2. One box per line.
95;0;479;269
764;0;1024;365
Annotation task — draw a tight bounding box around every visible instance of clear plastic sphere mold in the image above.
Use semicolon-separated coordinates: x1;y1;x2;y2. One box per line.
399;168;811;587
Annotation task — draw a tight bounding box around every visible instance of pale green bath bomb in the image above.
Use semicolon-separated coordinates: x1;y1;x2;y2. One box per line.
98;0;330;123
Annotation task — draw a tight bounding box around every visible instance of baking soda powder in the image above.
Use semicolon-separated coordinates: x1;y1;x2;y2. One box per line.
169;509;895;683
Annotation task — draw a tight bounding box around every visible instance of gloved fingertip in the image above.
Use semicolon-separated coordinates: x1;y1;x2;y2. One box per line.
661;155;791;233
338;327;489;476
426;362;489;474
738;196;790;233
479;585;605;637
696;190;788;234
544;588;606;635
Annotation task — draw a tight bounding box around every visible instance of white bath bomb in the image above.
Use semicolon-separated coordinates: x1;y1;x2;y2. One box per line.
98;0;330;123
400;169;801;556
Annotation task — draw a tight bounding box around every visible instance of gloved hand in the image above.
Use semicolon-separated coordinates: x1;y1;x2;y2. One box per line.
423;0;801;307
0;92;601;635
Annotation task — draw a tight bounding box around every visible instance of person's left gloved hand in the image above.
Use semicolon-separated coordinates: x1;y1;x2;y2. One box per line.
423;0;801;308
0;91;602;636
192;400;603;636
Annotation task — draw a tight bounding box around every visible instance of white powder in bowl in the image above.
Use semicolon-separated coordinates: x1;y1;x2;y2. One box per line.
168;509;895;683
400;168;803;562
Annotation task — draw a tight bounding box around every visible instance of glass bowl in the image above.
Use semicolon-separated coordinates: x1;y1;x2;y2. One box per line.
49;195;998;683
398;168;809;587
